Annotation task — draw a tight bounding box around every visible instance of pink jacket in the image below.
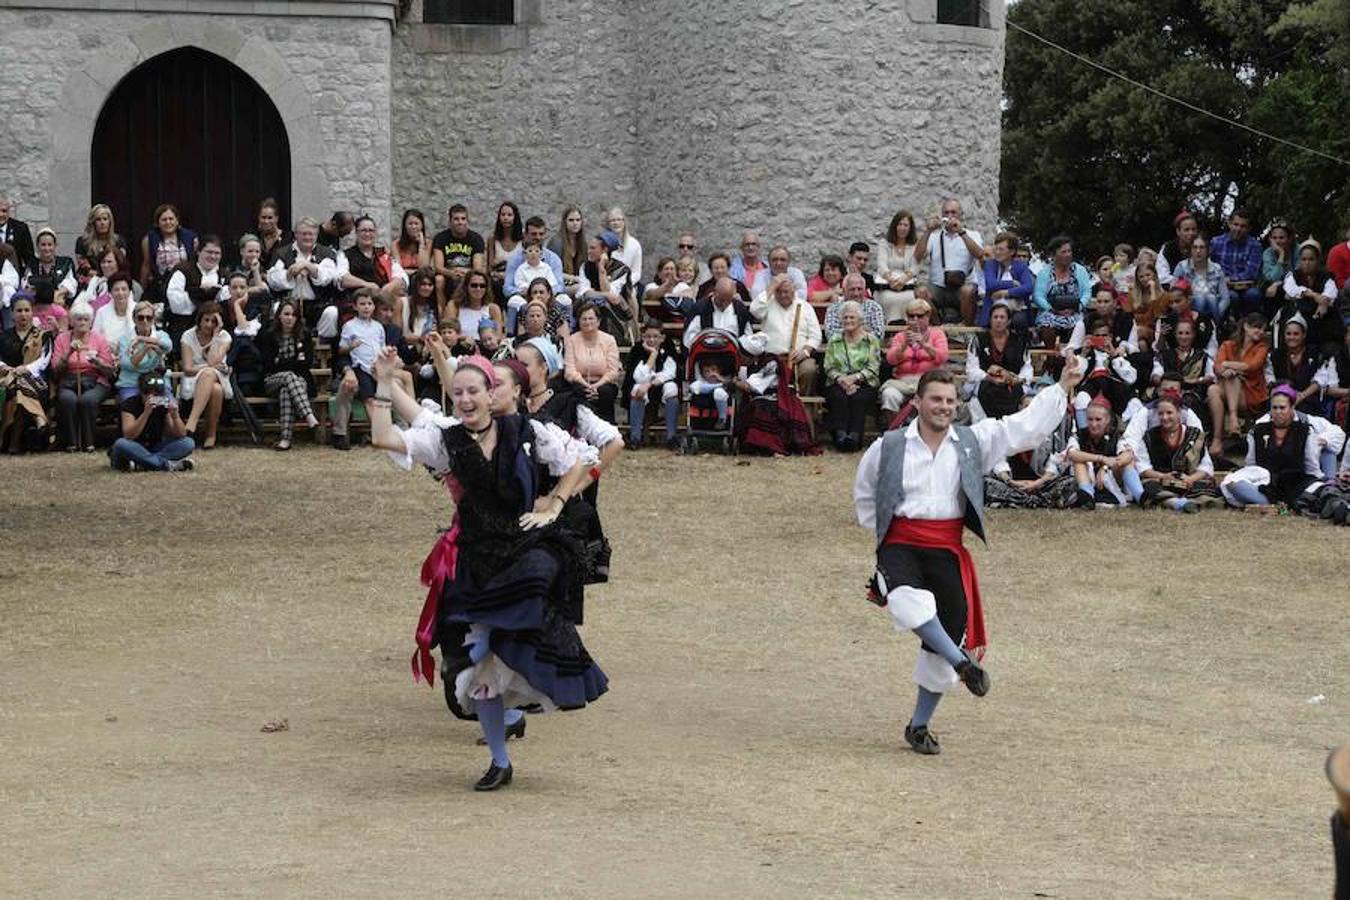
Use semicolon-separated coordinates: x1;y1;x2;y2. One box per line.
52;330;115;386
885;326;948;377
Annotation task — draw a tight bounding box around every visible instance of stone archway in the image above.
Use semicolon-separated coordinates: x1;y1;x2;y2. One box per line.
46;18;329;248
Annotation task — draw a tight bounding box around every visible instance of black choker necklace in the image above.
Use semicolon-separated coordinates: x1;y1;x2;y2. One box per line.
466;421;493;435
529;387;552;399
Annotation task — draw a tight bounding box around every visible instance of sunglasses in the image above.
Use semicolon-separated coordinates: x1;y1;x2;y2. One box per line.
678;243;695;250
468;282;487;290
135;314;154;321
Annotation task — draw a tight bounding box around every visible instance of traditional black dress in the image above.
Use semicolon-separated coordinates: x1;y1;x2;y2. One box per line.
404;413;607;719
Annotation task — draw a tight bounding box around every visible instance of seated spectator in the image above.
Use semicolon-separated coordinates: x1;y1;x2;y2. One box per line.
342;215;408;313
444;270;505;338
474;319;510;361
165;235;228;352
403;267;439;351
1128;321;1158;404
1156;317;1212;413
179;301;232;449
1066;287;1137;354
507;240;563;334
74;203;125;292
977;231;1034;327
109;371;195;472
1207;313;1270;455
806;254;847;306
984;411;1076;509
1157;286;1217;357
507;295;561;354
138;203;196;305
1110;243;1136;293
729;231;768;293
1280;239;1342;354
1136;395;1219;511
546;206;587;294
1089;255;1127;306
51;300;115;451
487;201;523;288
1065;394;1142;507
880;298;947;416
115;300;171;401
1123;372;1204;456
0;198;35;277
1210;210;1263;317
1170;234;1230;323
257;299;319;451
750;274;822;393
418;319;463;403
696;253;752;306
267;217;343;339
576;232;635;327
1260;222;1294;314
0;295;53;451
966;300;1031;419
1033;235;1091;348
74;246;139;312
685;276;755;348
913;199;983;324
563;301;622;423
668;256;701;320
317;211;355;251
30;282;69;333
824;273;884;340
504;216;564;306
254;197;289;267
689;356;732;430
1155;209;1198;288
1074;316;1138;425
1267;314;1334;416
623;317;682;449
822;300;881;450
845;241;878;296
644;256;687;320
24;227;78;311
750;245;808;300
1221;385;1323;509
1126;258;1166;325
0;243;19;328
396;208;432;273
331;288;385;450
233;234;274;325
605;206;644;286
91;271;136;347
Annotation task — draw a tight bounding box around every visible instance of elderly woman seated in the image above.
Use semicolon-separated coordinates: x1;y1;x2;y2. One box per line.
822;299;881;450
109;371;195;472
1135;395;1221;512
1220;384;1325;512
880;297;948;420
563;301;622;423
51;300;116;451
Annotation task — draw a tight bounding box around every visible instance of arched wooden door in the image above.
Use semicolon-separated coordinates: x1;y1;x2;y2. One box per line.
92;47;291;272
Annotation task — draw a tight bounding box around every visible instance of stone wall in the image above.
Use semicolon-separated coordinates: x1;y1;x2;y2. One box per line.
0;6;394;248
392;0;1005;272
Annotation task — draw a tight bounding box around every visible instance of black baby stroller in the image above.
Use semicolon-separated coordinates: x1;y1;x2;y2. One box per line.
681;328;742;453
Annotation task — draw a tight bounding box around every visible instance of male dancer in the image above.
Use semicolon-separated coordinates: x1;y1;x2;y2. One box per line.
854;354;1083;754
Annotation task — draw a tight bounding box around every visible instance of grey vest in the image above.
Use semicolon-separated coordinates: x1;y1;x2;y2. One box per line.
873;424;986;546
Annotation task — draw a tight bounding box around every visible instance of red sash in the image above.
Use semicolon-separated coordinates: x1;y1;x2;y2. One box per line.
883;517;988;659
411;476;464;686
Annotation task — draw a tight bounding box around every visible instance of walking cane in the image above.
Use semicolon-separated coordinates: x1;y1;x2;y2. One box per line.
787;303;816;441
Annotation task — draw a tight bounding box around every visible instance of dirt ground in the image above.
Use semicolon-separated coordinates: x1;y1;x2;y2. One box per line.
1;445;1346;899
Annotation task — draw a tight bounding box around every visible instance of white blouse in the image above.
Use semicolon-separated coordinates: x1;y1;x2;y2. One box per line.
389;410;600;478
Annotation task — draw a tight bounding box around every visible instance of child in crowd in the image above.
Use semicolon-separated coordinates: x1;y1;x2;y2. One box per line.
1111;243;1136;293
508;240;562;334
623;318;681;448
228;271;262;337
689;358;731;431
332;288;386;450
417;318;462;401
1075;316;1138;426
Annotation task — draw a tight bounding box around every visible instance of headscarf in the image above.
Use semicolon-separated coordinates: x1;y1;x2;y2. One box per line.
1270;383;1298;403
456;354;497;388
524;336;562;376
498;358;531;395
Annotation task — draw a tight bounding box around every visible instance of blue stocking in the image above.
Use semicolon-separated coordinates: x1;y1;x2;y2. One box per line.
477;696;511;767
1121;466;1144;502
1321;448;1338;480
663;396;679;441
713;388;729;420
1228;480;1269;506
628;397;645;444
910;687;943;728
913;616;967;669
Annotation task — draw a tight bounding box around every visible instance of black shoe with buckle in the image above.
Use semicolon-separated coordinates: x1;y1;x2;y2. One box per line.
473;763;513;791
954;650;990;697
476;716;526;746
904;723;941;755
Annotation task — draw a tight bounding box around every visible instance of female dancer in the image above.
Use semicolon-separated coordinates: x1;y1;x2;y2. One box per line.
368;345;607;790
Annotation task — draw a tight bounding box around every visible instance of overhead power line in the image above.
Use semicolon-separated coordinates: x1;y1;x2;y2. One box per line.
1003;17;1350;168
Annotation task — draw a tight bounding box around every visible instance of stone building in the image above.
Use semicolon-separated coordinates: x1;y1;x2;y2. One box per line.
0;0;1006;270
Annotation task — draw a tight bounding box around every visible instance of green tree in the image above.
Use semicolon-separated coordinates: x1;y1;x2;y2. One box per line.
1000;0;1348;258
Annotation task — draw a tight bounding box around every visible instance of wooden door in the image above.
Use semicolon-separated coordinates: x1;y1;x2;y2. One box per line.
92;47;291;272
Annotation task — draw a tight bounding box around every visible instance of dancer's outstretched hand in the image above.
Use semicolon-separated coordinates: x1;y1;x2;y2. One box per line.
1059;350;1084;392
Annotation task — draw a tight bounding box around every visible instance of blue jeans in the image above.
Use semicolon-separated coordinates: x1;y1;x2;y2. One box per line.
1230;285;1263;317
1192;292;1230;322
110;436;195;471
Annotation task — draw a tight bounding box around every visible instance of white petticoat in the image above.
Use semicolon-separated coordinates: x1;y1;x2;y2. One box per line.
451;652;555;718
1220;465;1270;505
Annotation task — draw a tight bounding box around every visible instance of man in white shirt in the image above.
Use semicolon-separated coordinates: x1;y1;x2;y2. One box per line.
913;197;985;325
683;277;754;349
854;358;1083;756
267;217;345;338
749;274;822;392
749;245;807;299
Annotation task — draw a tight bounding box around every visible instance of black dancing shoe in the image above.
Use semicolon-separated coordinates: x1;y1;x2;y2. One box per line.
904;723;941;755
476;716;526;745
954;650;991;697
1072;488;1095;509
1093;487;1119;506
473;763;513;791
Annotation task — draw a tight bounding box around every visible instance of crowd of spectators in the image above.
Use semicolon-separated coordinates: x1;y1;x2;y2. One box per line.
0;193;1346;519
